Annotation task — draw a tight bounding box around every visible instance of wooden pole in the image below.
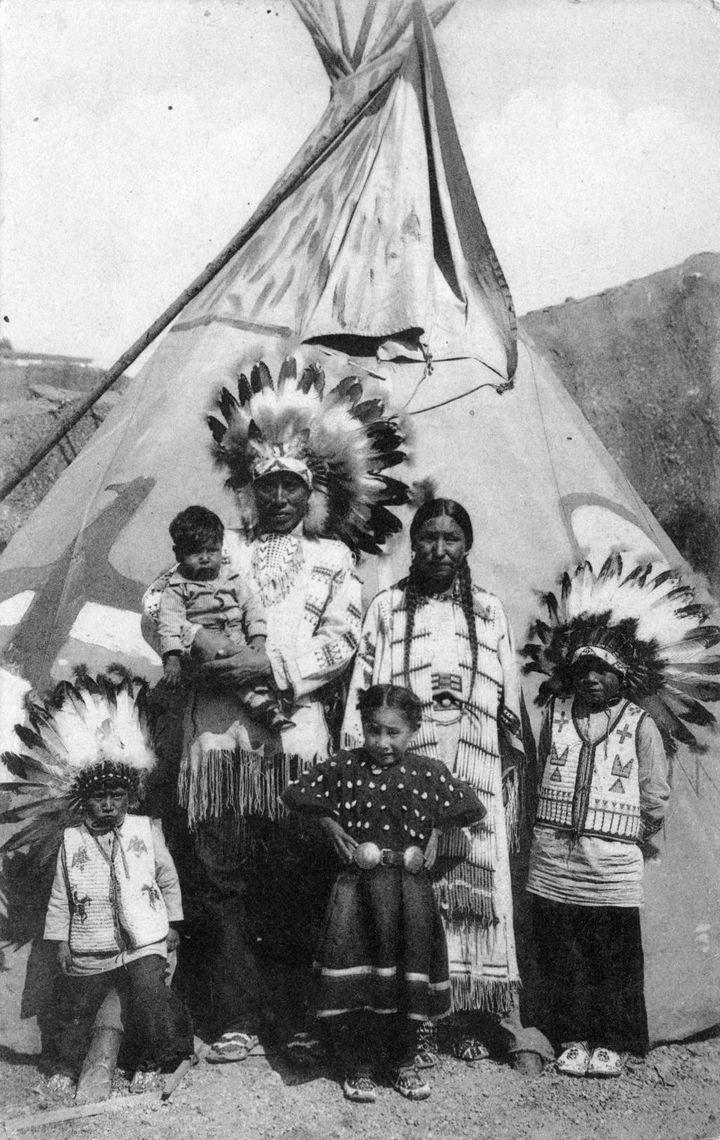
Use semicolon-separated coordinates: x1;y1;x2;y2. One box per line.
0;0;456;507
161;1053;198;1102
3;1092;160;1135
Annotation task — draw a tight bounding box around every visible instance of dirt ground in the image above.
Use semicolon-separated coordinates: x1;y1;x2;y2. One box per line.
2;1032;720;1140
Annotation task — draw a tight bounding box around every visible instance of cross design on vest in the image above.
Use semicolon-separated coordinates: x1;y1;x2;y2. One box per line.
142;883;162;910
555;709;570;731
617;723;633;744
71;846;89;871
127;835;149;856
72;890;92;923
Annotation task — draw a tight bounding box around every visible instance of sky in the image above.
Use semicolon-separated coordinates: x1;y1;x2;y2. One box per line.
1;0;720;369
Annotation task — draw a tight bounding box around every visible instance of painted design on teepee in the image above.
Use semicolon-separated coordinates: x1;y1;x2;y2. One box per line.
1;477;154;687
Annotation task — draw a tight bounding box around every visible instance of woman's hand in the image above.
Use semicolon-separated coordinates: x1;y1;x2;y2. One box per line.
424;828;440;870
200;646;272;685
319;816;358;865
57;941;72;975
167;927;180;953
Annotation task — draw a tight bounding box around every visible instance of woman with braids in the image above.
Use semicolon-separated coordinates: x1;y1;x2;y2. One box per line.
342;497;552;1073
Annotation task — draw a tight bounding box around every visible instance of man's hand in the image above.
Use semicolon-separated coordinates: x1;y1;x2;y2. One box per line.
167;927;180;953
424;828;440;870
163;655;183;689
319;816;358;865
201;646;272;685
57;941;72;975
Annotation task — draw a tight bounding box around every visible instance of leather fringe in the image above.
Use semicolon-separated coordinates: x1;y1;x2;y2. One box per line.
450;976;521;1015
434;861;496;927
178;746;298;831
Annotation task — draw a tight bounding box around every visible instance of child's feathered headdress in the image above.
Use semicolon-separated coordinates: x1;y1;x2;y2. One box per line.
0;667;156;873
522;554;720;753
207;351;411;554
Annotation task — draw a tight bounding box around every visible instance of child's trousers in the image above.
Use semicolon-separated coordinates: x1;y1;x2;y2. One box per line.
58;954;193;1074
531;895;649;1056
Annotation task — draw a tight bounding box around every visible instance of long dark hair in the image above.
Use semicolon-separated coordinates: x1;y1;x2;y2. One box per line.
404;499;478;689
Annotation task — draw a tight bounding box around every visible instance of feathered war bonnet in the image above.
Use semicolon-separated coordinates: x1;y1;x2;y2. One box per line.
0;668;156;873
522;553;720;753
207;349;411;554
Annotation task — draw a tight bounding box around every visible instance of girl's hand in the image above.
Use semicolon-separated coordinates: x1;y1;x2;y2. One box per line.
167;927;180;953
424;828;440;870
57;941;72;975
319;816;358;864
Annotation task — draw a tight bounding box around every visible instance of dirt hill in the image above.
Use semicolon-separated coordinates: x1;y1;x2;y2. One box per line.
521;252;720;590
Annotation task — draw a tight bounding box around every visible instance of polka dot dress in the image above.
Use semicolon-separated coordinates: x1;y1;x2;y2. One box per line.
284;749;484;1023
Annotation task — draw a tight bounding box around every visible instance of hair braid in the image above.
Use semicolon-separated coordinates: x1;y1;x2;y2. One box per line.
457;557;478;687
403;558;424;689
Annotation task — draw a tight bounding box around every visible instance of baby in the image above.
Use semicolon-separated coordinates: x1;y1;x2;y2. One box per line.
157;505;292;731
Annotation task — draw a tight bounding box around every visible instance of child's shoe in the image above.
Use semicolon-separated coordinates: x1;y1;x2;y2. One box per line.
393;1064;431;1100
556;1041;591;1076
46;1072;75;1095
343;1066;377;1103
415;1020;439;1069
452;1036;490;1063
265;706;296;732
586;1047;624;1078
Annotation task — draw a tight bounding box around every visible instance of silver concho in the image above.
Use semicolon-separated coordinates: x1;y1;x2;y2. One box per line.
402;846;425;874
353;842;382;870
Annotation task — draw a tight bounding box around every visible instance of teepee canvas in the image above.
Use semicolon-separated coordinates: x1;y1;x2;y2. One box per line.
0;0;718;1046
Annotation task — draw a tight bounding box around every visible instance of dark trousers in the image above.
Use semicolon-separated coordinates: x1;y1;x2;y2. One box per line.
531;895;649;1055
183;812;335;1039
59;954;193;1073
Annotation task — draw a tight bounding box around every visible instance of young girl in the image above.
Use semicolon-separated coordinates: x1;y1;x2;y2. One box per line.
283;683;485;1103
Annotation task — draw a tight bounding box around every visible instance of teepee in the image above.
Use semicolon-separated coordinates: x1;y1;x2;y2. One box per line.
1;0;718;1046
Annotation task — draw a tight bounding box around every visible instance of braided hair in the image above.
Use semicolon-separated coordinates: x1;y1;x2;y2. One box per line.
403;499;478;689
358;683;423;732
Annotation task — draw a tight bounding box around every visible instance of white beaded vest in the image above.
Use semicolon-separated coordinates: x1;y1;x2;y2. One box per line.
536;697;644;842
63;816;169;953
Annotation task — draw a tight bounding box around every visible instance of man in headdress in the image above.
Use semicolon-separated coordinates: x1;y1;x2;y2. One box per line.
143;352;408;1063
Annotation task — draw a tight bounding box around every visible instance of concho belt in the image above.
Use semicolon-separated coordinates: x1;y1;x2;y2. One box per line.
352;842;425;874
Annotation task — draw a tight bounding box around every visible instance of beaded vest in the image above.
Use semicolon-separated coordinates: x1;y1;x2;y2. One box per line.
63;816;169;953
536;697;644;842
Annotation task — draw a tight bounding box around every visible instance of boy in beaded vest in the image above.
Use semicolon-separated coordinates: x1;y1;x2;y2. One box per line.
526;647;669;1076
522;556;720;1079
32;677;195;1079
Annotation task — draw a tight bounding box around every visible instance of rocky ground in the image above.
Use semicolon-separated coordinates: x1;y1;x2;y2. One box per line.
2;1034;720;1140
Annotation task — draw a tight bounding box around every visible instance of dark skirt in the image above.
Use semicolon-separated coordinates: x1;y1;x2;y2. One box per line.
531;895;649;1055
312;865;451;1023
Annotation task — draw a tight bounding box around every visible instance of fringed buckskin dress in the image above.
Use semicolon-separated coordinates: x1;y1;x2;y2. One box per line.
284;749;484;1023
342;581;527;1015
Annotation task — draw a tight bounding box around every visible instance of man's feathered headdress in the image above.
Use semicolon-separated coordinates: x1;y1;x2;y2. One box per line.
0;668;156;874
522;554;720;753
207;351;410;554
